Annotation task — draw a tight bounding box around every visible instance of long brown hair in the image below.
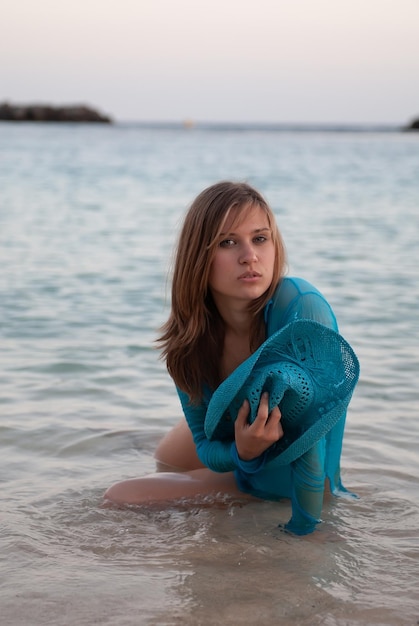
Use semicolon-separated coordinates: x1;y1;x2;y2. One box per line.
157;181;287;402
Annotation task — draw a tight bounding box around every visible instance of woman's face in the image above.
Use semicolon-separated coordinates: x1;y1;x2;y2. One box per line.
208;203;275;312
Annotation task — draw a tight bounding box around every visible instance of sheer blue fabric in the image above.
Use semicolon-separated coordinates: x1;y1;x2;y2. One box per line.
177;277;356;535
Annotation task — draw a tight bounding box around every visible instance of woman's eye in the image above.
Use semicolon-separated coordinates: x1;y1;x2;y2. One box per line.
219;239;235;247
254;236;267;244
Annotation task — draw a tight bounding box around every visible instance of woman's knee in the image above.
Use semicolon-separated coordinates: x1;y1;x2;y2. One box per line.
103;479;139;505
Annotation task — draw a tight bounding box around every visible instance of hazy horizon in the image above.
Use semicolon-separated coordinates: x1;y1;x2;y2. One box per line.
1;0;419;126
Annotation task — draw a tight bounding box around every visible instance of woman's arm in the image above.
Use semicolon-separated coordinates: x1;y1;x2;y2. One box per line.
177;389;269;474
178;388;235;472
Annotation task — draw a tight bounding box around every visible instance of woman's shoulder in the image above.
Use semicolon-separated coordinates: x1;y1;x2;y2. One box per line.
274;276;325;296
266;276;338;332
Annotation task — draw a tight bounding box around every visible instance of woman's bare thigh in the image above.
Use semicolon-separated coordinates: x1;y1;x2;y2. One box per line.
154;418;205;471
104;468;254;506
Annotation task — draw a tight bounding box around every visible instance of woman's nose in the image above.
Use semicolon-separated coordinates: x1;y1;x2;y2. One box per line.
239;242;258;264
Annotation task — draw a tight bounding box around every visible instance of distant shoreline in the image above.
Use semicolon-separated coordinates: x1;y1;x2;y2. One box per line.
1;104;417;132
115;120;403;132
0;102;112;123
82;120;416;133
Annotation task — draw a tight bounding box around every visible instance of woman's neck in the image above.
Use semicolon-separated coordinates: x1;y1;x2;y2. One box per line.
213;295;253;336
220;329;252;379
219;311;265;380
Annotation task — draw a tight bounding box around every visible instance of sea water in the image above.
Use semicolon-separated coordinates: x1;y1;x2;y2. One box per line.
1;122;418;625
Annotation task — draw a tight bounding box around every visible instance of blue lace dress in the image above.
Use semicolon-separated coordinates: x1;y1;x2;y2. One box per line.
177;277;355;535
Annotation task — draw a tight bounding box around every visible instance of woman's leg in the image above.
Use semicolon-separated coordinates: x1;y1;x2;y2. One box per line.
103;468;251;506
103;419;251;506
154;418;205;471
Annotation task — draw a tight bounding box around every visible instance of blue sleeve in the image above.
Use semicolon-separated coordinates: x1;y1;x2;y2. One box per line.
285;439;326;535
177;388;267;474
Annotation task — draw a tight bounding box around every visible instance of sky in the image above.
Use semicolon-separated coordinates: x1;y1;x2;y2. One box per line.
1;0;419;125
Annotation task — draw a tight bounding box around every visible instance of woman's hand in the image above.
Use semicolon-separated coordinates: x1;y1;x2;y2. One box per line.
234;392;284;461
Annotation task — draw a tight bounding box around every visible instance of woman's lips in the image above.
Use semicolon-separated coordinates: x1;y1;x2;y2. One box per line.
238;271;262;280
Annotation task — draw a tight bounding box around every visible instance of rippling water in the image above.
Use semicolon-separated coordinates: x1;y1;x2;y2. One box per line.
1;123;418;625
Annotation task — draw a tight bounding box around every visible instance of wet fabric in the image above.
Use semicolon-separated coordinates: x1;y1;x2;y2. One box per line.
177;276;359;534
204;319;359;465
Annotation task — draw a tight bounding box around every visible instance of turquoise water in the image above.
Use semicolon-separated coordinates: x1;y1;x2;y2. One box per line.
1;122;418;625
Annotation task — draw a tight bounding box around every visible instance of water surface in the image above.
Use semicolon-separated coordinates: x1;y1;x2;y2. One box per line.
1;123;418;625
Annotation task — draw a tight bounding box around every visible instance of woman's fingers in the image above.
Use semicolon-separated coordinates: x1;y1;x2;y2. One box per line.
236;392;282;428
254;392;282;428
235;398;250;428
262;401;283;439
234;393;284;461
271;406;284;438
255;391;270;422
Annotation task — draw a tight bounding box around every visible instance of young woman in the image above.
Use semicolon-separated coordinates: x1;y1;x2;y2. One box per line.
104;181;355;535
